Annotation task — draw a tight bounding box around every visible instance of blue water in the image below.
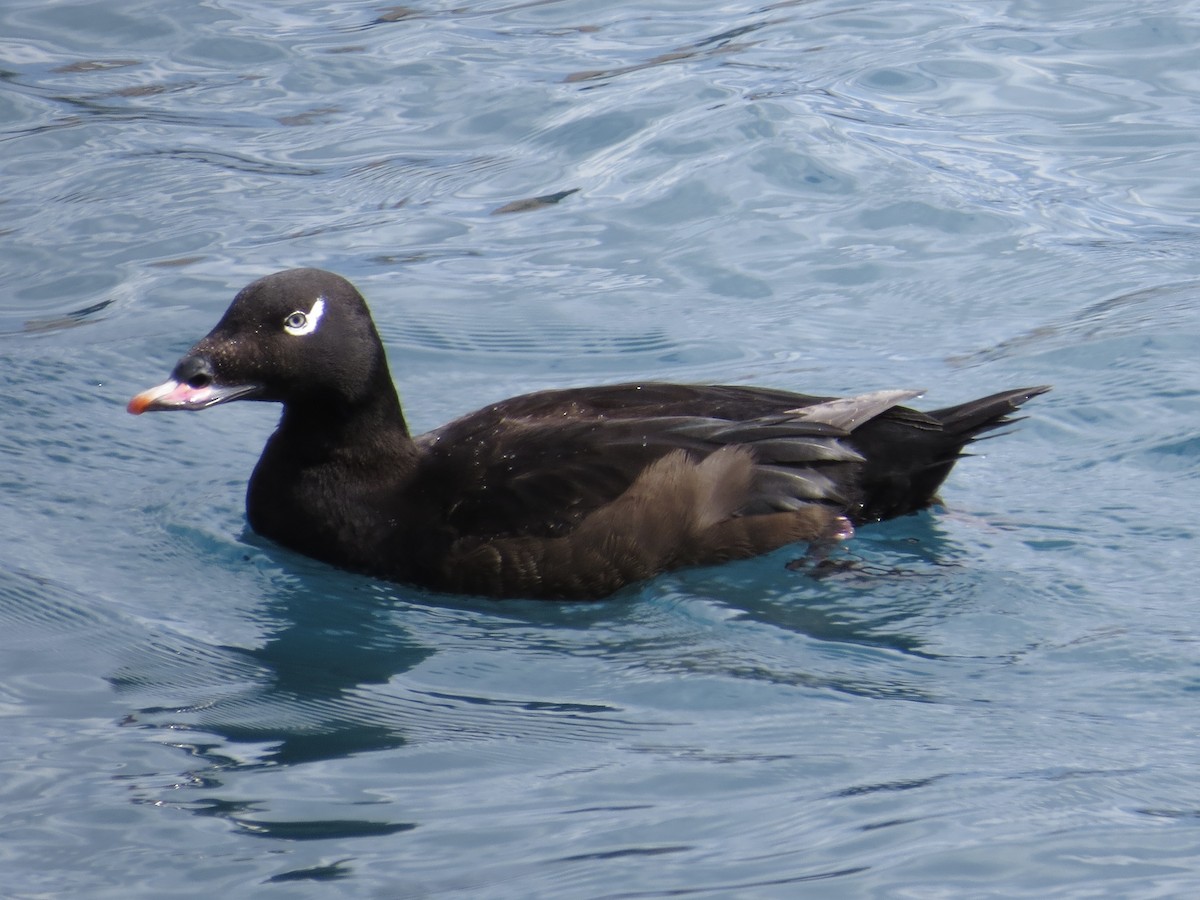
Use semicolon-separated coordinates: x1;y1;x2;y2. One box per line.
2;0;1199;895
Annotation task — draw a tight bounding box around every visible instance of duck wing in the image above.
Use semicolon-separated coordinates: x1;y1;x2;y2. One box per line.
442;381;834;421
415;384;925;540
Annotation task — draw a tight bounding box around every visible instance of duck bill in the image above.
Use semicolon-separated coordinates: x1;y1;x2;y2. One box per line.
127;379;261;414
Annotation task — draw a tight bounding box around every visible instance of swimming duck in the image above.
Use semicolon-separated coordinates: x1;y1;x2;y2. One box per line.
129;268;1048;599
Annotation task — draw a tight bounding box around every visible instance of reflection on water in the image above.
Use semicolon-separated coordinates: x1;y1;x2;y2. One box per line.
96;515;998;857
948;281;1200;367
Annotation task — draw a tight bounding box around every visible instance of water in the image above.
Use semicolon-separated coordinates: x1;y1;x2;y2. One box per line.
2;0;1199;895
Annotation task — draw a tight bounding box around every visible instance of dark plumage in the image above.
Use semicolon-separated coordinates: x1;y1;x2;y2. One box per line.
129;268;1049;600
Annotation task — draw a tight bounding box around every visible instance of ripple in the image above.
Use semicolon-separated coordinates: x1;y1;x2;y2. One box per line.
947;281;1200;368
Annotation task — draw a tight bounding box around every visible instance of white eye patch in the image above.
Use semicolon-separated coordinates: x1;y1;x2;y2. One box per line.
283;297;326;336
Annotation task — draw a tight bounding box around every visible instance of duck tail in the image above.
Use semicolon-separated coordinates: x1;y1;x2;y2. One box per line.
851;384;1050;523
929;385;1051;442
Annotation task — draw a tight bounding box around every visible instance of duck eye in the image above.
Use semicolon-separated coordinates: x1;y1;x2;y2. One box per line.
282;298;325;336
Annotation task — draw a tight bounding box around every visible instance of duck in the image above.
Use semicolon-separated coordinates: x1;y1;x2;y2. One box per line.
129;268;1049;600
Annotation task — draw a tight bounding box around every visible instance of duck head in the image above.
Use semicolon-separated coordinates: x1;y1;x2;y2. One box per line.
129;268;391;415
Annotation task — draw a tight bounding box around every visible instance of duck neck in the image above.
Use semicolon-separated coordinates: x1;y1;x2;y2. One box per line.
247;374;421;568
274;377;418;473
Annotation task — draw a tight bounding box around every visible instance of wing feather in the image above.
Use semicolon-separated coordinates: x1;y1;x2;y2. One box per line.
416;382;916;540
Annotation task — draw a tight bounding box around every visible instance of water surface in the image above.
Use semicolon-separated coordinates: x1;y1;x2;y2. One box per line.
2;0;1199;896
